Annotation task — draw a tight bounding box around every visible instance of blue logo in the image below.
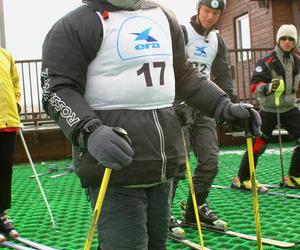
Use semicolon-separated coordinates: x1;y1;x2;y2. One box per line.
194;46;207;57
131;28;160;50
131;28;157;42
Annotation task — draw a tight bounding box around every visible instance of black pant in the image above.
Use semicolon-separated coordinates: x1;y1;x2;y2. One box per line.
0;132;17;213
239;107;300;180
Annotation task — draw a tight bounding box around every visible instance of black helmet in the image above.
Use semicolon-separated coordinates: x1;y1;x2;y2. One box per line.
196;0;226;10
105;0;142;9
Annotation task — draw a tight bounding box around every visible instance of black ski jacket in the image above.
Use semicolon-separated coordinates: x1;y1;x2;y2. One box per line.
41;0;228;187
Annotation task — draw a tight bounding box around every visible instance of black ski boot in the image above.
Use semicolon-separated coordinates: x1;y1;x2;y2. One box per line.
169;215;185;238
182;192;227;229
0;211;18;238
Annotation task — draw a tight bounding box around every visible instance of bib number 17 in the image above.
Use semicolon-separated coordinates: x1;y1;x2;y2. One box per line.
137;61;166;87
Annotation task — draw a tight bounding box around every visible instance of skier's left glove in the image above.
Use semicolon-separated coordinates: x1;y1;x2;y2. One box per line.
215;99;261;136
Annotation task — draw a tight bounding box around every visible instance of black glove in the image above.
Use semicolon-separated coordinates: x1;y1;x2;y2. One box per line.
262;79;281;95
87;126;134;171
215;99;261;136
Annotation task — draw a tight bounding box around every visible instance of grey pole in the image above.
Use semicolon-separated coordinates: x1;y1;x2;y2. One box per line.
0;0;6;48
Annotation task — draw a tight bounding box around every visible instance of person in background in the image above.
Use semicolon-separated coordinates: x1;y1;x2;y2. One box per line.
173;0;238;229
41;0;261;249
232;24;300;190
0;48;21;237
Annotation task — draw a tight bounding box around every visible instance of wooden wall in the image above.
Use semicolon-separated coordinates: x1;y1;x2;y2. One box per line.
14;129;72;164
271;0;297;37
219;0;274;49
219;0;300;49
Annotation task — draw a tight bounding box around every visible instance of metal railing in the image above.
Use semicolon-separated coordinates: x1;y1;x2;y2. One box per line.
16;48;274;127
16;59;54;127
227;47;273;107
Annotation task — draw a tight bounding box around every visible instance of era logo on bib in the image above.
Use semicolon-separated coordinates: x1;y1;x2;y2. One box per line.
194;46;208;58
117;16;171;60
132;28;160;50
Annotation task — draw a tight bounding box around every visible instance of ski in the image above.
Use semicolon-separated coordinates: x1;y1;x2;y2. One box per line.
262;183;300;190
29;165;58;178
212;184;300;199
168;233;211;250
3;231;59;250
0;241;35;250
179;221;297;248
14;236;59;250
49;165;74;179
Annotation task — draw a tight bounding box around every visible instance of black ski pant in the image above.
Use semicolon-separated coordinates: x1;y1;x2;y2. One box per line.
238;107;300;180
172;107;218;206
88;179;173;250
0;132;17;213
181;107;219;194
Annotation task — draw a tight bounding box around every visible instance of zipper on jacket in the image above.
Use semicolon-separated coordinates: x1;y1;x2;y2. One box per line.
152;109;167;181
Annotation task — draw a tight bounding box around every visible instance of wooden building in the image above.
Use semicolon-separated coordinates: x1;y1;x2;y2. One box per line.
219;0;300;49
214;0;300;146
217;0;300;104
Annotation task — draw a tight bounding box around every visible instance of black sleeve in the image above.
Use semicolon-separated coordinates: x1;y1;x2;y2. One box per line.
160;7;228;118
211;33;234;97
41;5;103;145
180;25;188;45
251;58;272;84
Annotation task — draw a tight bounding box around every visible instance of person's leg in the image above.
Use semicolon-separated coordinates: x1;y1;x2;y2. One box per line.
0;132;17;235
147;179;172;250
184;114;221;225
280;108;300;185
0;132;17;213
88;185;148;250
191;114;218;195
237;111;276;182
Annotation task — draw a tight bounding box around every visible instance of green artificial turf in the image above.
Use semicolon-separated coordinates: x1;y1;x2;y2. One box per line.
1;142;300;249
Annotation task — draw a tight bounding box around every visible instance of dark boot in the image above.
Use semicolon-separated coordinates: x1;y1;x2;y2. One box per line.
289;146;300;177
183;192;215;224
0;211;17;237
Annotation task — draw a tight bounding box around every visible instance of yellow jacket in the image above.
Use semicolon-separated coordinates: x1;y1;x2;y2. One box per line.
0;48;21;129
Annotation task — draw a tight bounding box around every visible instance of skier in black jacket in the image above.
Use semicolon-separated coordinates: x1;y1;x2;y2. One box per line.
41;0;261;249
173;0;238;230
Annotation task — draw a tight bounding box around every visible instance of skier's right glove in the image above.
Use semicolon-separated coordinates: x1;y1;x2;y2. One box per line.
215;99;261;136
87;126;134;171
262;79;281;95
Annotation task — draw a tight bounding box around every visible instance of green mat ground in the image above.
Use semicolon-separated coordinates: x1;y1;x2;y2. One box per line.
2;142;300;249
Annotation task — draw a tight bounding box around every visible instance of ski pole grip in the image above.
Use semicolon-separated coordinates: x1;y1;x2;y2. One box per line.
112;127;131;145
274;79;284;106
243;118;252;138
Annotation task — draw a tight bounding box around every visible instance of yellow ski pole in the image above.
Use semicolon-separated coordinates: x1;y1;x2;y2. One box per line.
84;168;111;250
244;120;263;250
180;129;206;250
274;79;286;199
84;127;131;250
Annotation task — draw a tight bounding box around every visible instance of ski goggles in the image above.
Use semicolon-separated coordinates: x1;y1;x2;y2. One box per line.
279;36;295;42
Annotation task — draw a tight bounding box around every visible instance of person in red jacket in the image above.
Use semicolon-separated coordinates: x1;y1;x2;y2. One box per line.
232;24;300;190
0;48;21;237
